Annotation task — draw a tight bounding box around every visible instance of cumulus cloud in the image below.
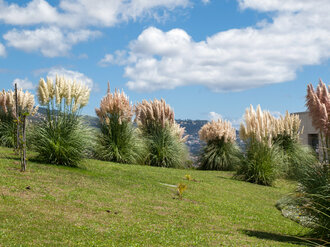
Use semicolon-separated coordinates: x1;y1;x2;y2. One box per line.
12;78;35;90
208;112;222;121
0;0;189;28
100;0;330;92
3;27;101;57
98;50;128;67
0;0;189;57
47;67;94;90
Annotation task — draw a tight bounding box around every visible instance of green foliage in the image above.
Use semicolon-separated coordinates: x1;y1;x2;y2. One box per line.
31;115;92;167
235;141;284;186
95;114;144;164
199;137;241;171
0;113;16;147
277;163;330;241
142;123;189;168
274;134;318;179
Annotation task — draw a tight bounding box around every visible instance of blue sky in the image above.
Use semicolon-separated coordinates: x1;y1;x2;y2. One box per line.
0;0;329;125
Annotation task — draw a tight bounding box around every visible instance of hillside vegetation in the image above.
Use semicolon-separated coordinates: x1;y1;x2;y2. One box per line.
0;147;309;246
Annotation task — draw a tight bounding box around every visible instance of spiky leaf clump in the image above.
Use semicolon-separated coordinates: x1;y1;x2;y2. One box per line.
306;80;330;161
95;84;144;164
235;141;284;186
198;119;240;171
0;88;38;147
31;116;91;167
276;163;330;241
32;75;91;166
135;99;189;168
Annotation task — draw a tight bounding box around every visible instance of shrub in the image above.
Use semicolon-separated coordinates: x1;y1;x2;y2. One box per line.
32;75;91;166
306;80;330;162
238;105;285;185
274;134;317;179
276;163;329;241
135;99;189;168
32;115;91;166
198;119;240;170
235;140;283;186
95;85;144;163
0;89;38;148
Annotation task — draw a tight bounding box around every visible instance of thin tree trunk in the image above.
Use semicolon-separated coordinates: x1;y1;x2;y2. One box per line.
15;83;19;154
21;115;27;172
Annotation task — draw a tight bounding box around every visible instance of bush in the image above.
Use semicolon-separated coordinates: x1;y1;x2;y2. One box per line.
95;116;144;164
274;134;317;179
235;141;284;186
32;115;92;166
32;76;91;166
135;99;189;168
0;113;16;147
198;119;240;171
95;85;144;164
199;138;241;171
276;163;329;241
143;123;188;168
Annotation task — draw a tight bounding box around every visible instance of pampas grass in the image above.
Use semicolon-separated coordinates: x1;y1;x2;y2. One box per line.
135;99;189;168
0;89;38;147
198;119;240;170
95;83;144;164
306;79;330;161
32;75;91;166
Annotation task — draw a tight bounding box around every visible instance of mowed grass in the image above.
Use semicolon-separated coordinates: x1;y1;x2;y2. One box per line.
0;147;309;246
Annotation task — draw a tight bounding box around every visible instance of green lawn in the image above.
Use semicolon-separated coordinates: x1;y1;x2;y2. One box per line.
0;147;310;246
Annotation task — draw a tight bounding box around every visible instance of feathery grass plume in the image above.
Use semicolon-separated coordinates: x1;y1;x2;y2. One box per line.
306;79;330;162
237;105;285;185
32;75;92;166
0;89;38;147
272;111;317;179
135;98;189;168
198;119;241;171
95;83;144;164
239;105;274;146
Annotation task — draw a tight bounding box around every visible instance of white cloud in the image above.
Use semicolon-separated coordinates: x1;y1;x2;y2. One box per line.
0;43;5;57
0;0;189;57
3;27;100;57
98;50;128;67
12;78;35;90
101;0;330;92
208;111;222;121
0;0;189;28
201;0;210;4
47;67;94;90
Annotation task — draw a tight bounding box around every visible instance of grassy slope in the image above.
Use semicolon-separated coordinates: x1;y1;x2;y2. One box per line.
0;147;309;246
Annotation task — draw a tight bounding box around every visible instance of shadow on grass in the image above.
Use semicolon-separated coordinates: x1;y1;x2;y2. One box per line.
241;229;314;246
27;156;88;171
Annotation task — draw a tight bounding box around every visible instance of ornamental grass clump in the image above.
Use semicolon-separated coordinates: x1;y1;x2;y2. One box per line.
95;83;144;163
0;89;38;148
237;105;284;186
198;119;240;171
277;81;330;242
32;75;91;166
306;79;330;162
273;111;316;179
135;99;189;168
